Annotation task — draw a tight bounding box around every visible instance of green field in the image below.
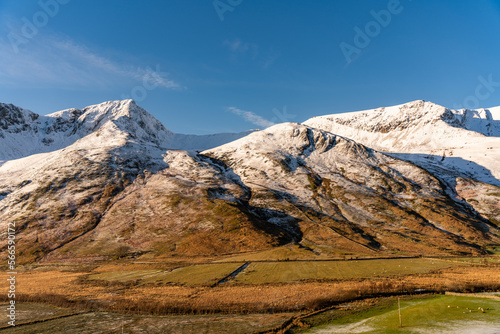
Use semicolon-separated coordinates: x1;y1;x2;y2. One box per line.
232;258;464;284
87;258;468;286
487;245;500;256
89;262;244;285
446;256;500;264
298;295;500;333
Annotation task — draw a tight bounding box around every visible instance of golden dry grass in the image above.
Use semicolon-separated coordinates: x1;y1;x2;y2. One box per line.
2;263;500;315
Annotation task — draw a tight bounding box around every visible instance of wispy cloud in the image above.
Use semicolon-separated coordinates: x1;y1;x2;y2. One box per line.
227;107;275;128
262;51;280;69
224;38;259;55
223;38;280;68
223;38;259;60
0;34;180;90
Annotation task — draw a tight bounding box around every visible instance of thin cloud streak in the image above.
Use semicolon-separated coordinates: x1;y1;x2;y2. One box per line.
227;107;275;128
224;38;259;55
223;38;280;69
0;34;180;90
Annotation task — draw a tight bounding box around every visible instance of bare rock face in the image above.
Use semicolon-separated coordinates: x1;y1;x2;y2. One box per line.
0;100;499;263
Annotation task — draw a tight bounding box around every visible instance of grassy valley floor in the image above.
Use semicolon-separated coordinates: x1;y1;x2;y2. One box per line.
1;250;500;333
294;294;500;334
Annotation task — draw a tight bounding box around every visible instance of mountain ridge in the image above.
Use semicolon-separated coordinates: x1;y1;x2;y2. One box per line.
0;99;253;162
305;100;500;137
0;99;499;263
304;100;500;185
304;99;500;229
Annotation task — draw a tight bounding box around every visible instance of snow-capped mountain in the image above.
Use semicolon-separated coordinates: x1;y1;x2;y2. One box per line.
0;99;253;217
0;100;254;262
304;100;500;226
0;99;498;263
0;100;252;162
304;100;500;186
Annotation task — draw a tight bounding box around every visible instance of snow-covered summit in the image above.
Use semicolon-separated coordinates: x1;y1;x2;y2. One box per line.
0;100;166;161
306;100;500;138
207;122;374;161
304;100;500;186
203;122;427;203
0;100;251;161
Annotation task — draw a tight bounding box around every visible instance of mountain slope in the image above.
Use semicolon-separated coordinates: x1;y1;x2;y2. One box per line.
0;100;255;262
304;100;500;227
48;150;291;260
43;123;499;261
203;123;497;257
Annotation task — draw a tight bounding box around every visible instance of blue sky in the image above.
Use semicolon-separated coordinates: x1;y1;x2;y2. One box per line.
1;0;500;134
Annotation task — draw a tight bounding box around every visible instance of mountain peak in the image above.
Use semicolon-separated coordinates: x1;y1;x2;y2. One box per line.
0;100;256;161
0;103;39;130
304;100;500;137
0;99;173;161
303;100;500;187
303;100;442;134
205;122;374;167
